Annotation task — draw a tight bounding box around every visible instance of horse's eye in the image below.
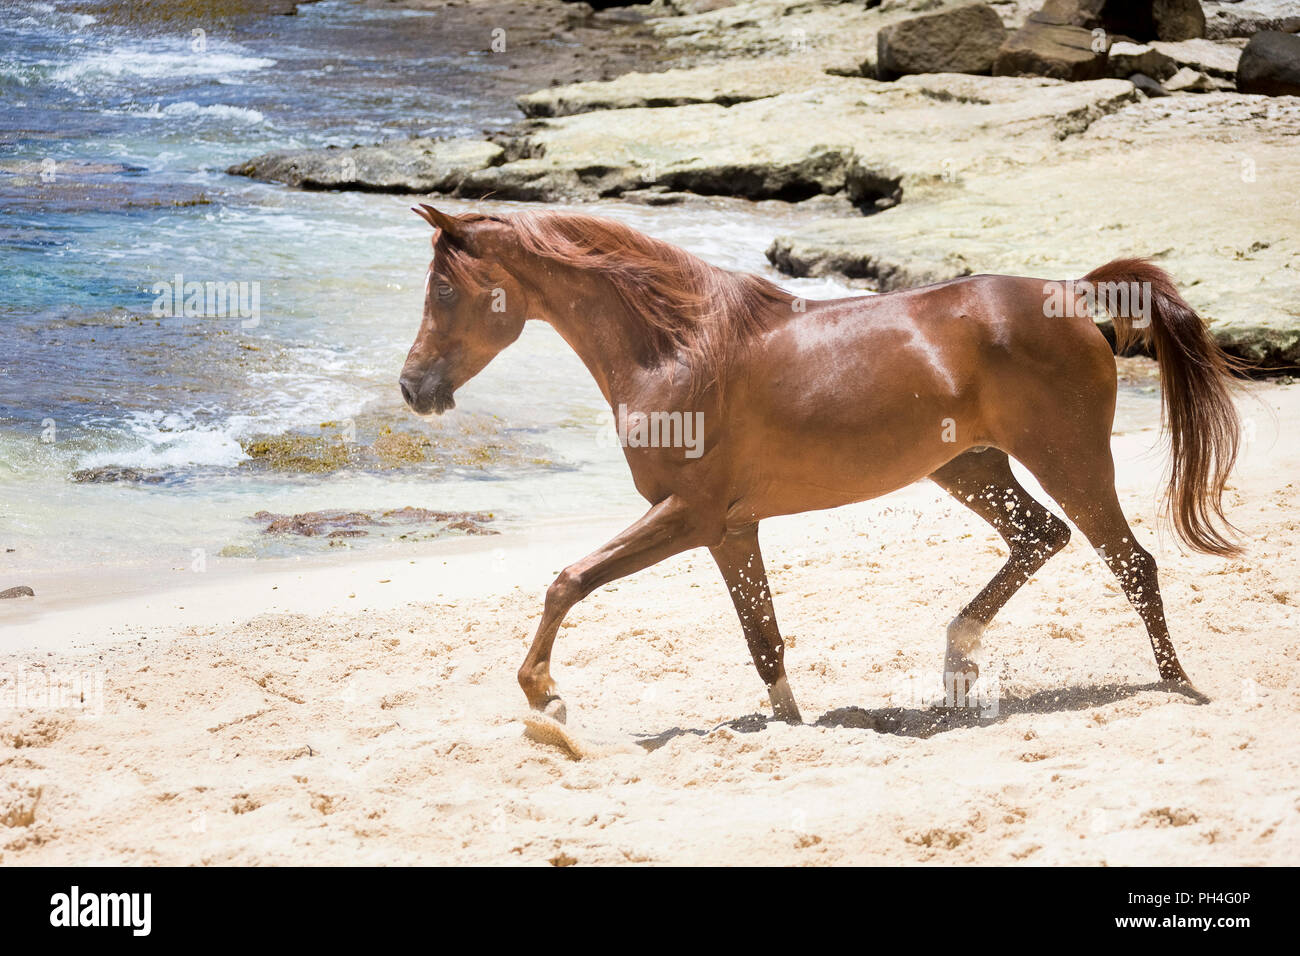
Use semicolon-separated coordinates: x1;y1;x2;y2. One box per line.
436;283;455;299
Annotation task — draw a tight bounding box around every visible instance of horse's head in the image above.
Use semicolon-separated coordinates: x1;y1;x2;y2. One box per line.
400;204;529;415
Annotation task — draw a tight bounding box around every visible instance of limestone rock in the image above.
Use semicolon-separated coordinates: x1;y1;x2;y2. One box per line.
995;17;1111;81
227;139;504;193
1151;37;1247;78
1164;66;1216;92
876;4;1008;80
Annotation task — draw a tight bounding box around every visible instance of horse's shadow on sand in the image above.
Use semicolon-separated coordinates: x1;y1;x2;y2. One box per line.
633;681;1208;753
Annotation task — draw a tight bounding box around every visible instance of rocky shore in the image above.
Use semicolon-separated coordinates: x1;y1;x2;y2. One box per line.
229;0;1300;365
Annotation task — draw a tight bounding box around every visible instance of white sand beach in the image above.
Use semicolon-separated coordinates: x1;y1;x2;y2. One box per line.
3;378;1297;865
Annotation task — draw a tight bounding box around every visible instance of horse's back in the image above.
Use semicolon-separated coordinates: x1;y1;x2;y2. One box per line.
713;272;1120;520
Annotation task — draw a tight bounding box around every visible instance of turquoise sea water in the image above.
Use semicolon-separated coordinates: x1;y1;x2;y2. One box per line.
0;0;861;574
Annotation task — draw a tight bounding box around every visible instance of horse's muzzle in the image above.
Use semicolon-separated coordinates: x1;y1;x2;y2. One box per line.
399;371;456;415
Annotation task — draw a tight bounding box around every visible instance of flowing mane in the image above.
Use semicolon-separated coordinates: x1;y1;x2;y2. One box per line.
488;211;795;392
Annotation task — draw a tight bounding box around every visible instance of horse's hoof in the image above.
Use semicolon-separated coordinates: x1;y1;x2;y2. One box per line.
1161;678;1209;704
542;696;567;724
945;655;980;684
941;655;981;709
768;676;803;725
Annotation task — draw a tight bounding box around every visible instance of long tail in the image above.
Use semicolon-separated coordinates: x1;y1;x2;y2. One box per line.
1083;258;1244;556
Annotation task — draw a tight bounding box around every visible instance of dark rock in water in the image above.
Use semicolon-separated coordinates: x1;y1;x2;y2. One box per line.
1129;72;1170;97
380;506;495;528
252;507;498;538
1237;31;1300;96
876;4;1007;81
1;585;35;599
995;16;1111;81
70;466;165;484
240;433;356;473
255;510;381;537
238;416;550;477
1038;0;1205;42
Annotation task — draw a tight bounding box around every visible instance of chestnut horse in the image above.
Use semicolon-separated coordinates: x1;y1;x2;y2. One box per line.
402;205;1241;724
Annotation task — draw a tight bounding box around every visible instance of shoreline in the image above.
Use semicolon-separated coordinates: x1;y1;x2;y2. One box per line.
1;359;1279;644
0;511;630;652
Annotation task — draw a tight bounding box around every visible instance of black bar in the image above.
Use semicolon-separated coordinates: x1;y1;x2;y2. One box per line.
0;865;1280;941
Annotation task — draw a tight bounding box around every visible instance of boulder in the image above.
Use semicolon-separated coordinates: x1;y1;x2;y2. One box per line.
1038;0;1205;42
875;4;1008;81
1152;0;1208;41
227;138;504;193
1107;41;1177;79
1236;30;1300;96
994;17;1111;81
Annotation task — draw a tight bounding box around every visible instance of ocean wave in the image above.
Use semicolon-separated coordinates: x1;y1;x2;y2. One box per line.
0;64;38;87
77;411;248;471
109;100;266;124
51;49;275;86
7;3;97;31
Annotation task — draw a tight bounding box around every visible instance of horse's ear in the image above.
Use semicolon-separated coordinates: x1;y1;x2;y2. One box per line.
411;204;471;248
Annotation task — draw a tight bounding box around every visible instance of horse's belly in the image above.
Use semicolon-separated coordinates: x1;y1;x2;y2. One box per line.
734;444;962;524
726;385;982;524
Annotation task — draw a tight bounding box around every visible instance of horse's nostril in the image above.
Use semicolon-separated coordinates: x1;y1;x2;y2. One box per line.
399;377;416;407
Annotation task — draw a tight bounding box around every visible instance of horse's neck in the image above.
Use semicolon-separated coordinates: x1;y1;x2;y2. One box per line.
531;272;648;406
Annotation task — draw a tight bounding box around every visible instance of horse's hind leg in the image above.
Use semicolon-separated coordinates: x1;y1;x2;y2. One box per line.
710;525;801;723
1013;443;1193;685
929;448;1072;679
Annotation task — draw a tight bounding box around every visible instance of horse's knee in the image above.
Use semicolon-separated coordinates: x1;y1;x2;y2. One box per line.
545;566;584;610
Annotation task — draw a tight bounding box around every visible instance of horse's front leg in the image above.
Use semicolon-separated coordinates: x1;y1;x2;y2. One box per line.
518;494;714;722
710;524;802;724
